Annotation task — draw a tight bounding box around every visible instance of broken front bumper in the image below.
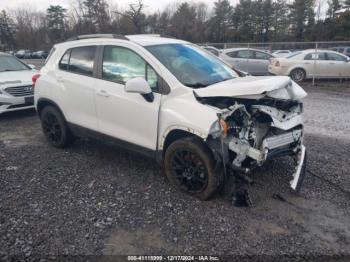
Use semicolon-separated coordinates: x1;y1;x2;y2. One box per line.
290;145;307;192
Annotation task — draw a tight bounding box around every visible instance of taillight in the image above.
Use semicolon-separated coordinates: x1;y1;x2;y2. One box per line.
32;74;40;87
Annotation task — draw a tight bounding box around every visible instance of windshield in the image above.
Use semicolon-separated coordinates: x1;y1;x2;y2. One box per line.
146;44;237;88
0;55;30;72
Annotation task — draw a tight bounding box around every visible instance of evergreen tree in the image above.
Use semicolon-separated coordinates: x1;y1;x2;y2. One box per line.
209;0;233;42
290;0;315;41
0;10;15;50
46;5;66;43
171;3;197;41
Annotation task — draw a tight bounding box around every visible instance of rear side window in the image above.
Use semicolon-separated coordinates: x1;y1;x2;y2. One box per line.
58;46;96;76
304;53;326;60
69;46;96;76
326;52;347;62
229;50;254;59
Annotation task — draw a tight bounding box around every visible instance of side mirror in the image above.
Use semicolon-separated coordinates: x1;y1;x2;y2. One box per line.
28;64;36;69
125;77;154;102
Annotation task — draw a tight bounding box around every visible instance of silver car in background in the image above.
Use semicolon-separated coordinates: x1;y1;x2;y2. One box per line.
219;48;274;75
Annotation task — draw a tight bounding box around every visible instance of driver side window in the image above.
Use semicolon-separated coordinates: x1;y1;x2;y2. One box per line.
102;46;158;91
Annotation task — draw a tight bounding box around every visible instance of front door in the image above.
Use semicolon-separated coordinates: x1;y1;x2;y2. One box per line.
94;45;161;150
251;51;273;75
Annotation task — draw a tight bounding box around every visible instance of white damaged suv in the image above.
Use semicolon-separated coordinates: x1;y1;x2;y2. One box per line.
34;34;307;201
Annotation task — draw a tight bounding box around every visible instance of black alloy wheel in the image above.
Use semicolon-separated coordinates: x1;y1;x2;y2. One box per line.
40;106;74;148
170;149;208;193
164;137;224;200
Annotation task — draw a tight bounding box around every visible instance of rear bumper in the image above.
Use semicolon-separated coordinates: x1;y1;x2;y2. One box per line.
268;65;288;76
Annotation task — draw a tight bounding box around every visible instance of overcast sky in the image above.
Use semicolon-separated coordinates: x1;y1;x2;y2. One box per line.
0;0;226;13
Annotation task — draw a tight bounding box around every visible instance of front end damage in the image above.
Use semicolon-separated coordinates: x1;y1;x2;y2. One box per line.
195;78;307;204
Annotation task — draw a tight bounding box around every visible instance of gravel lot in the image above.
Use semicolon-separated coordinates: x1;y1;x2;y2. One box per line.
0;72;350;258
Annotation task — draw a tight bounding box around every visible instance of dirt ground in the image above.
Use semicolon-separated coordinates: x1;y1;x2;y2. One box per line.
0;76;350;259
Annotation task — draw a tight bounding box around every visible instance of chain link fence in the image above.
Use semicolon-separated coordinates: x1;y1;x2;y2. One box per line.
200;41;350;86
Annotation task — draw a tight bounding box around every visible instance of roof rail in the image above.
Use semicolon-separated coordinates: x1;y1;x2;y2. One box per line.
66;34;129;41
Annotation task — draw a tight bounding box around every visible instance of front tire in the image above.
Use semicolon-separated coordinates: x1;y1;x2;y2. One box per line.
290;68;306;83
40;106;74;148
164;137;223;200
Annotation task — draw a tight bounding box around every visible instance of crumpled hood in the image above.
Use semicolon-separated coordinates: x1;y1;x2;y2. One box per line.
0;70;37;86
194;76;307;100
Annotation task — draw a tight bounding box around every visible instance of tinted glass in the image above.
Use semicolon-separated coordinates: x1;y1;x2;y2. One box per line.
69;46;96;76
304;53;326;60
327;52;347;62
235;50;254;59
59;50;70;70
227;51;238;58
102;46;158;91
254;51;271;60
146;44;237;88
0;55;30;72
103;46;145;83
346;48;350;52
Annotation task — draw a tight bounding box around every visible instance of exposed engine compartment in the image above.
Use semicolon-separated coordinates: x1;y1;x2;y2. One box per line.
196;94;306;192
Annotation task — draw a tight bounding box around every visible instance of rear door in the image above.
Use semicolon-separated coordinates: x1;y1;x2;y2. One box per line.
325;52;350;78
55;45;98;130
303;52;328;77
94;45;161;150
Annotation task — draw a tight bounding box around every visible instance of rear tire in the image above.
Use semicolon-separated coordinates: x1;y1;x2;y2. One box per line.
40;106;74;148
290;68;306;83
164;137;224;200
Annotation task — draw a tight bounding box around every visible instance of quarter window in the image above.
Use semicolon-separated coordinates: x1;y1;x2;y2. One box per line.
102;46;158;91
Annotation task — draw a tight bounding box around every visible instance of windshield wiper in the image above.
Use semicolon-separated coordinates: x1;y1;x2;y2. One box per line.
210;77;233;86
185;83;208;88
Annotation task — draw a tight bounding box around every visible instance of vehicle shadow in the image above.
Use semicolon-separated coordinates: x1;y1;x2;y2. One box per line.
0;109;37;122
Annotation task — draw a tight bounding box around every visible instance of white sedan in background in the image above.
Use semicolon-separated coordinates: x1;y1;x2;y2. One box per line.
269;49;350;82
0;52;37;114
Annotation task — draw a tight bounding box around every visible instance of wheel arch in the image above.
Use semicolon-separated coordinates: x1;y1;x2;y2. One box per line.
161;128;207;155
288;66;307;77
37;98;66;120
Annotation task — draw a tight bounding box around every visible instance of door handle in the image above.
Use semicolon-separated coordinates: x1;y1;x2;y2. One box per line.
97;89;110;98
